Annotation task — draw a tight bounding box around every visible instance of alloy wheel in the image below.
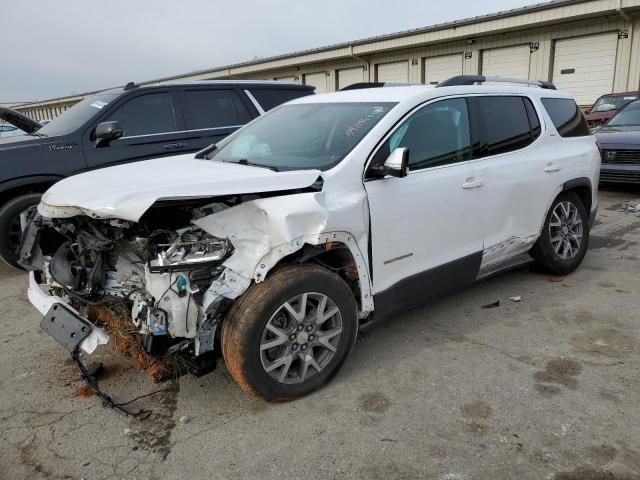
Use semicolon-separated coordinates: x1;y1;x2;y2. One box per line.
260;292;343;384
549;200;583;260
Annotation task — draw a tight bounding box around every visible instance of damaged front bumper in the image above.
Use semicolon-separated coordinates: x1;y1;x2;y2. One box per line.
28;272;109;355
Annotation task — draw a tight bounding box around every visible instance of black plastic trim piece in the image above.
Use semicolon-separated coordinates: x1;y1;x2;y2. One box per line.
372;251;482;321
589;206;598;229
563;177;592;192
41;303;93;352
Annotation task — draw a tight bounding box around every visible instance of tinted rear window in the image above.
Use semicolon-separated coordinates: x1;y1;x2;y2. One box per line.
476;96;535;156
541;98;590;137
249;88;313;111
183;90;251;130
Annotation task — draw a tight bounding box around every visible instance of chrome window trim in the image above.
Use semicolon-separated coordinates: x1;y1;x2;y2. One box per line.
364;93;548;179
119;125;244;140
244;90;266;115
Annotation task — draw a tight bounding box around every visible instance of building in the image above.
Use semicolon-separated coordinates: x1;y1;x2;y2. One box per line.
11;0;640;120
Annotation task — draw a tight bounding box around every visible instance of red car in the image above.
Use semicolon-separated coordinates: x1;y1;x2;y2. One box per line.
585;91;640;129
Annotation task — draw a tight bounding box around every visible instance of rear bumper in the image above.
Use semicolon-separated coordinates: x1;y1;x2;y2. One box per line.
600;163;640;184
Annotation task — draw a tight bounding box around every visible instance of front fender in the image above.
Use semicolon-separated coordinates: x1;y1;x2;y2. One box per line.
193;192;373;316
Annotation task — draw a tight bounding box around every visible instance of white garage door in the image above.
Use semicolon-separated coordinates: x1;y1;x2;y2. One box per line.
376;61;409;83
424;53;463;85
304;72;328;94
337;67;365;90
552;32;618;106
274;76;296;83
482;45;531;79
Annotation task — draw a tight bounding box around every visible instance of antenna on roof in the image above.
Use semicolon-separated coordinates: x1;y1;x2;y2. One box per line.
124;82;137;91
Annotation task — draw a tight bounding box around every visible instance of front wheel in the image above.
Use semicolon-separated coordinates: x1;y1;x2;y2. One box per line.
0;193;42;270
222;264;358;401
531;191;589;275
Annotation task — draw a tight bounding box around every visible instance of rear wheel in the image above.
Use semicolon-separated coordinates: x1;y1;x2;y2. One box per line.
222;264;358;401
0;193;41;270
531;191;589;275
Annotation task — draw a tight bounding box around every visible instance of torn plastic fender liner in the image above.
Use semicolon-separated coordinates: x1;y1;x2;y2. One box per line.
194;192;374;316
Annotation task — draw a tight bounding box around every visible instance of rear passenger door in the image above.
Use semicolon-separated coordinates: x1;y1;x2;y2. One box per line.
179;87;255;151
83;90;189;169
470;95;554;270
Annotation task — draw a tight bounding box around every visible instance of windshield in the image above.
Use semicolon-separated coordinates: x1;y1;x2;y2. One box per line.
38;93;119;137
210;102;396;171
607;102;640;127
591;94;638;113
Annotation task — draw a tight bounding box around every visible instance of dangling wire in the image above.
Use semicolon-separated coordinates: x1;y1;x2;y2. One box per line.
71;349;169;419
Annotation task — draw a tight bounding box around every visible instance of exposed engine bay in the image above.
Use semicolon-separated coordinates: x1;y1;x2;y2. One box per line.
20;186;372;367
20;195;257;358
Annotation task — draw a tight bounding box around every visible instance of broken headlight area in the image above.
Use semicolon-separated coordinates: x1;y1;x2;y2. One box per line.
148;227;232;273
21;211;236;374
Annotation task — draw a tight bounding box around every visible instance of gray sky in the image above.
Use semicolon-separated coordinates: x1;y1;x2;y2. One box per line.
1;0;542;102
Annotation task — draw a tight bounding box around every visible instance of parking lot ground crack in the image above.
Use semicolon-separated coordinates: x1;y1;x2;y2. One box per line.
430;324;539;367
167;412;246;448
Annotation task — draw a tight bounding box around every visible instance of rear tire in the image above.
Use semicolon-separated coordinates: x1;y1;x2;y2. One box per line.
0;193;42;270
531;191;589;275
221;264;358;402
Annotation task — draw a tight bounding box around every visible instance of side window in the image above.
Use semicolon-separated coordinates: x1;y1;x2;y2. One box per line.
476;96;534;156
541;98;590;137
105;92;176;136
524;98;541;140
374;98;472;170
183;90;251;130
249;89;313;111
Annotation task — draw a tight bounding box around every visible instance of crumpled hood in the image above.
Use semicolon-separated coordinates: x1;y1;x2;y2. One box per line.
40;154;322;222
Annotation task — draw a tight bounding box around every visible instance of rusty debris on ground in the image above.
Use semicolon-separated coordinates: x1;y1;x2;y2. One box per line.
72;384;94;398
87;305;185;382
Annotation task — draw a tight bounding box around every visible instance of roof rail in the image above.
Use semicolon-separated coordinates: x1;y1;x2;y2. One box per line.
437;75;556;90
340;82;386;91
339;82;422;91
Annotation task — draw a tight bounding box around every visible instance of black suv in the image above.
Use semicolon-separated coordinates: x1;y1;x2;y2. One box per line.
0;81;314;268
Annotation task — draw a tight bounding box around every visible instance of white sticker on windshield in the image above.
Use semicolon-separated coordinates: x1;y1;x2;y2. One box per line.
90;100;108;109
624;96;637;100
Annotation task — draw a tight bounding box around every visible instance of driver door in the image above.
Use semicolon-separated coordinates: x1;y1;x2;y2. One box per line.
83;90;190;169
364;97;485;318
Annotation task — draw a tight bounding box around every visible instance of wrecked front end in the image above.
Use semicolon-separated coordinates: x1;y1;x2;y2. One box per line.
20;197;253;375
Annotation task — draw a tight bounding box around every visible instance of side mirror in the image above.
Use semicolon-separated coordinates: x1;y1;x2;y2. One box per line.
584;109;591;115
371;147;409;178
95;121;123;147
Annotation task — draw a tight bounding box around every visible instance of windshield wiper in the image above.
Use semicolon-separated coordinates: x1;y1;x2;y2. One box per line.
27;131;47;138
223;159;279;172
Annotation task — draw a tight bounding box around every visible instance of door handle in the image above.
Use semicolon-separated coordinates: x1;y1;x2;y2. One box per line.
462;178;484;189
163;143;187;150
544;164;561;173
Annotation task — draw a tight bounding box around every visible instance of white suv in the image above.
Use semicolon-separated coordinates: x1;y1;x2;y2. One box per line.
21;76;600;402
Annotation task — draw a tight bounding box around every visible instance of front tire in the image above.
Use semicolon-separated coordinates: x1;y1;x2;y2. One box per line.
222;264;358;401
0;193;42;270
531;191;589;275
